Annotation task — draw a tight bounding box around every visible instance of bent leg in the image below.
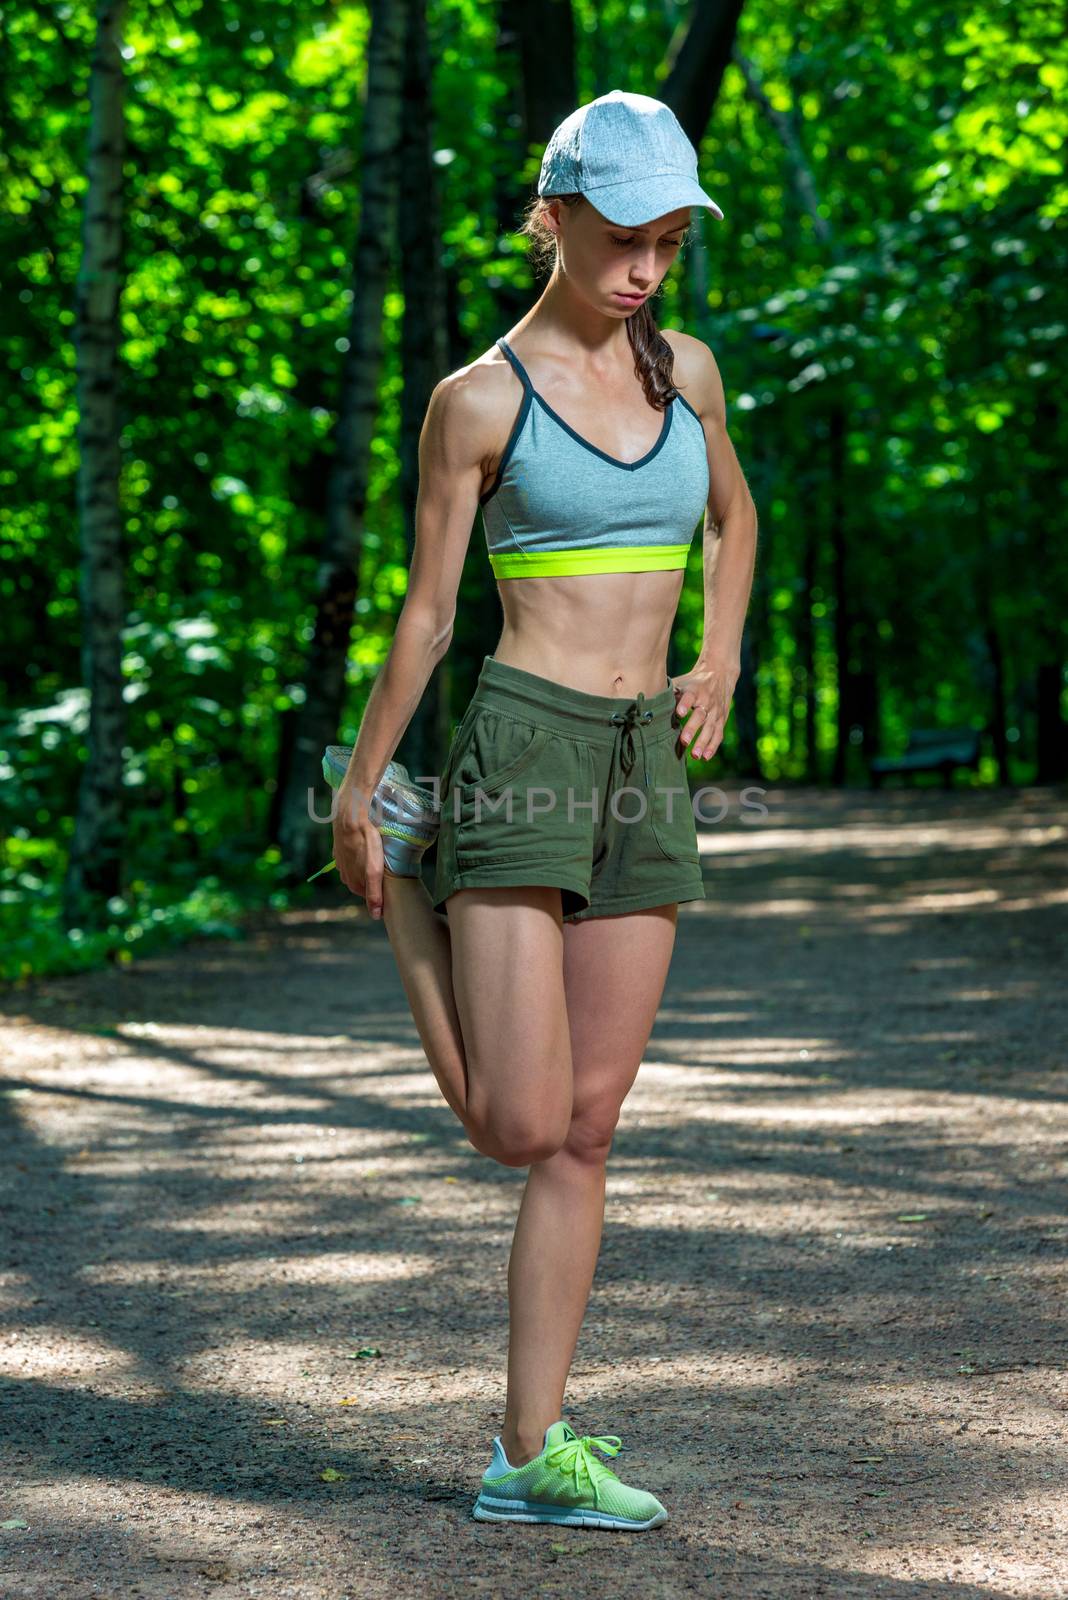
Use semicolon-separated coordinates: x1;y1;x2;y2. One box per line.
381;874;576;1166
380;872;470;1124
499;904;680;1463
445;885;574;1166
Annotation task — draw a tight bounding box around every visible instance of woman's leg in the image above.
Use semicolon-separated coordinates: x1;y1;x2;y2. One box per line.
498;904;680;1466
379;849;680;1461
379;871;470;1124
382;875;575;1165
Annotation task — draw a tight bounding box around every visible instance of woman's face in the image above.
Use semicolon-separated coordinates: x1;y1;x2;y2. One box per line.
546;199;692;315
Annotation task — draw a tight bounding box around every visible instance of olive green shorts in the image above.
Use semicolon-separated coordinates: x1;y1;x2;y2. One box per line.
431;655;705;922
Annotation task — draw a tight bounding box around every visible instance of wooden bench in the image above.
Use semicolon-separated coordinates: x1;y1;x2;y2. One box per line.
869;727;982;789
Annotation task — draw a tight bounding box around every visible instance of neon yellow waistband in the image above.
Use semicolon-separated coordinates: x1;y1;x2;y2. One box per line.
489;544;691;579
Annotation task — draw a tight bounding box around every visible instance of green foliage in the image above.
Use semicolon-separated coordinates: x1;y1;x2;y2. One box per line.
1;0;1065;977
0;832;293;983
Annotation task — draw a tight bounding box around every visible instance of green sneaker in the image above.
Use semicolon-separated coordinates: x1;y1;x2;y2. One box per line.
307;749;439;883
472;1420;668;1530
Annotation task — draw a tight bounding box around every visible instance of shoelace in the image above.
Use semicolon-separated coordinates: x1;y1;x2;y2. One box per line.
609;697;655;789
542;1432;624;1508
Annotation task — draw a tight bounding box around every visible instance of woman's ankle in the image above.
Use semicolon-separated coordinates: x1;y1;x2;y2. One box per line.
500;1427;548;1468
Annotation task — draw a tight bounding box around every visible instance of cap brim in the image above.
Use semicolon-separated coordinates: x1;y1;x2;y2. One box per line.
583;174;724;226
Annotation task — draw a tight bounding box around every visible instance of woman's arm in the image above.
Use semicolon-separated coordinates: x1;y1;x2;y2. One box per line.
662;329;758;761
332;362;497;909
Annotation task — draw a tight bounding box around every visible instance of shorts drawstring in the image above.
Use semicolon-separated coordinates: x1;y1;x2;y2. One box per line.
609;694;655;789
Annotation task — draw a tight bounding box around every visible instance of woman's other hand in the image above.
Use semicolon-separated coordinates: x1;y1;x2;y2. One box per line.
669;654;739;761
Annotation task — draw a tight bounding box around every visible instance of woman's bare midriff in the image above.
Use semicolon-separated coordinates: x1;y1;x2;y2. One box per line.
491;567;687;700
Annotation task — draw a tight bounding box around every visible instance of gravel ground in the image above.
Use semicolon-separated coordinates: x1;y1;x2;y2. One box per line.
1;783;1066;1600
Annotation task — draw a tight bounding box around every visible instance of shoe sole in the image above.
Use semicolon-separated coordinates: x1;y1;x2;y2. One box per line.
471;1491;667;1530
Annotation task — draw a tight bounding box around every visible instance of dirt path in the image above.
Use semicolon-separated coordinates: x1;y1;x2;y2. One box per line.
2;784;1066;1599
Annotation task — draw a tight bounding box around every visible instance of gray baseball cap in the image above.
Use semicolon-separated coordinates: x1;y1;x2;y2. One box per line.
537;89;724;227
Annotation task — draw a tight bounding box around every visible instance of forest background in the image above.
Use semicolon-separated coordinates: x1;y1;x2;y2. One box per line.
1;0;1065;980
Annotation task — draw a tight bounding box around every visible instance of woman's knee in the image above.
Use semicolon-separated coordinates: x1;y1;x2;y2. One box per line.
559;1106;620;1167
466;1104;571;1168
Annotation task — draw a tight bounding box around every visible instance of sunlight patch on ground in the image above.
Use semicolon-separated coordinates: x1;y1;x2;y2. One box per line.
697;820;1066;857
0;1328;141;1382
76;1253;434;1287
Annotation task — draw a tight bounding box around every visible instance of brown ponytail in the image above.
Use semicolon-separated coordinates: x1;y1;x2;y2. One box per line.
516;193;682;411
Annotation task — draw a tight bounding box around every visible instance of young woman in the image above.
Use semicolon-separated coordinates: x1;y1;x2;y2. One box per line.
325;90;757;1530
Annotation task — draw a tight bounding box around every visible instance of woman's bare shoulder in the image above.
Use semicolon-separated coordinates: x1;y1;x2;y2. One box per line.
659;327;725;422
421;342;518;469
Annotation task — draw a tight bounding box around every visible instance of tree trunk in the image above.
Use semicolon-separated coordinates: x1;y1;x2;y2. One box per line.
277;0;409;877
985;614;1010;786
507;0;577;152
662;0;748;137
426;0;580;736
829;401;850;787
1036;659;1067;784
64;0;129;928
800;515;818;781
741;47;857;788
396;0;449;786
733;624;760;777
1033;399;1067;783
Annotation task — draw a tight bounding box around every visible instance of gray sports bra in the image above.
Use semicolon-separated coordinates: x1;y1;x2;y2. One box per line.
479;335;709;580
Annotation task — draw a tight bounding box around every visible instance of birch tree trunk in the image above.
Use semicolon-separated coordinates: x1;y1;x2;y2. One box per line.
64;0;129;928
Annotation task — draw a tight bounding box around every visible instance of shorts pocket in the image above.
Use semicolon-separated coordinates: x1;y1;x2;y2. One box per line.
454;709;550;799
649;734;700;865
438;701;481;801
